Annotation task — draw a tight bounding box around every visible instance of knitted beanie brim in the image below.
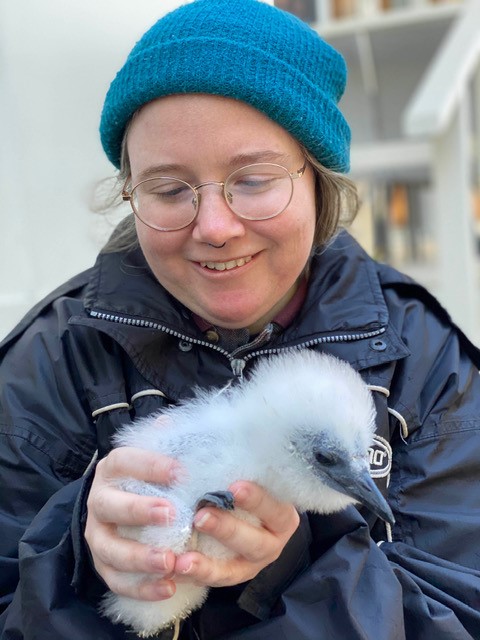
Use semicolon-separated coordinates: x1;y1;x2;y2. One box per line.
100;0;350;172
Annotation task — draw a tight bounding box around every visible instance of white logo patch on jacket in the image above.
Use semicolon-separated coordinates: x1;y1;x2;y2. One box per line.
369;435;392;478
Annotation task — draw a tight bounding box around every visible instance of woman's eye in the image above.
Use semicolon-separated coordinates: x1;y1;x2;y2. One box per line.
143;181;191;200
233;175;276;192
156;186;188;199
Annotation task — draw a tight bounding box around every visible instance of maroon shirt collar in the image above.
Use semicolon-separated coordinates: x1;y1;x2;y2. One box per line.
192;276;307;334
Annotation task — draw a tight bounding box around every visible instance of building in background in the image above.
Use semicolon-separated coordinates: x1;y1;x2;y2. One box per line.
275;0;317;21
1;0;479;342
277;0;480;342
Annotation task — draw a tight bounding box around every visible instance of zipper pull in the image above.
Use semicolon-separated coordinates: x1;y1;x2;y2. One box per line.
231;358;246;378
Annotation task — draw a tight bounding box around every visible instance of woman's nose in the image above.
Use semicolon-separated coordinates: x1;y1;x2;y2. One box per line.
191;184;246;245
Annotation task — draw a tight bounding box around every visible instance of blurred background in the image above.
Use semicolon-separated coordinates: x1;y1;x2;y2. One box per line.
1;0;479;342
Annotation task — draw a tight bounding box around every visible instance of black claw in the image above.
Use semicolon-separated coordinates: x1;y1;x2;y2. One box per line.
195;490;235;511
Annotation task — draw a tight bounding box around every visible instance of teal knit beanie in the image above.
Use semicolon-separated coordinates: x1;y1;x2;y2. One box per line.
100;0;350;172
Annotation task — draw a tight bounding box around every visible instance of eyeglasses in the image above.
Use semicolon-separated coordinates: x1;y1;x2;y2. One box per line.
122;161;307;232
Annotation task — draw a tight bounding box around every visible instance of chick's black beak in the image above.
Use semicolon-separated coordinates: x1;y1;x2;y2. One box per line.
343;470;395;525
312;442;395;525
319;459;395;525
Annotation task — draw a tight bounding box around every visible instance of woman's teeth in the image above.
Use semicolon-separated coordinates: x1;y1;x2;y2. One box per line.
200;256;252;271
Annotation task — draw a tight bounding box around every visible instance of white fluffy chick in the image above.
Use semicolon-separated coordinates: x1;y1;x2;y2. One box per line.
101;349;393;637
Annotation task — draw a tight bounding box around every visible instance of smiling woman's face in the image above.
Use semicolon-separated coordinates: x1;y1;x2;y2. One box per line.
126;94;317;333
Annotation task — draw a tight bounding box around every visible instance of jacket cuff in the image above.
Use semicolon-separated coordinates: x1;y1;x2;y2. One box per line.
237;512;312;620
238;505;370;622
71;461;108;601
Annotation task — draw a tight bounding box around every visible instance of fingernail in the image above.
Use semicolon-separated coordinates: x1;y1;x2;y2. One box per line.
194;511;212;529
155;583;174;599
231;485;248;501
181;562;193;575
151;506;174;525
150;550;168;572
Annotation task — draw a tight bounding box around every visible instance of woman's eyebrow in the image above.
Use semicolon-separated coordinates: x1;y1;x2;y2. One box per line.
226;150;292;167
136;164;186;181
135;151;293;181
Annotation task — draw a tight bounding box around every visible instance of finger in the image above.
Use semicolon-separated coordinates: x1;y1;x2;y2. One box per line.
88;485;174;527
229;481;300;535
174;551;255;588
192;508;280;564
86;522;176;576
97;447;183;485
103;568;177;601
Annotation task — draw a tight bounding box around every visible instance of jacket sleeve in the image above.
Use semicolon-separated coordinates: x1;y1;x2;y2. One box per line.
0;300;100;635
223;508;480;640
223;293;480;639
0;295;169;640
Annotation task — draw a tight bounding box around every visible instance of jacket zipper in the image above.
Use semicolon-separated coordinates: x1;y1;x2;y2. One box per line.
88;309;386;378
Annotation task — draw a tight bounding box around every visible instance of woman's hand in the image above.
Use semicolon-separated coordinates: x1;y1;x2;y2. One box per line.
174;480;300;587
86;450;299;600
84;447;179;601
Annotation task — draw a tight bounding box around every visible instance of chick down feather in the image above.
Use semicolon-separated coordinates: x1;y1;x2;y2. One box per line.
101;349;393;637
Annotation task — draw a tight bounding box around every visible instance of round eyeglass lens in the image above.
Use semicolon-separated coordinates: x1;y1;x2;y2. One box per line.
224;163;293;220
131;177;198;231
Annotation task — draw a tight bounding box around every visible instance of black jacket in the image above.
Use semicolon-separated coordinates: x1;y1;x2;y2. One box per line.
1;231;480;639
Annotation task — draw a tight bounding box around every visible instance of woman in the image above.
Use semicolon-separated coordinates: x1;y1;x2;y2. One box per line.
1;1;480;638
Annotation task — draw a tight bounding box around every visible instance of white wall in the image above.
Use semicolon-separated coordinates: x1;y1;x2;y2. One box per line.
3;1;476;345
0;1;192;339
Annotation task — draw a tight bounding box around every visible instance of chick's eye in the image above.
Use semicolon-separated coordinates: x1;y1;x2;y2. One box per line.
314;450;337;466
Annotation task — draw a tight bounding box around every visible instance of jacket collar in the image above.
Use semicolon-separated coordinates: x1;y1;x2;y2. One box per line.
80;230;409;377
83;243;192;335
284;231;389;338
83;232;385;334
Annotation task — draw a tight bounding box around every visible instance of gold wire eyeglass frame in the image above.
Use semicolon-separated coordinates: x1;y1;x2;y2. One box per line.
122;161;307;232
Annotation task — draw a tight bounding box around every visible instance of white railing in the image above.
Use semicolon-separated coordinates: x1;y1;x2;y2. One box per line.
403;0;480;137
403;0;480;343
